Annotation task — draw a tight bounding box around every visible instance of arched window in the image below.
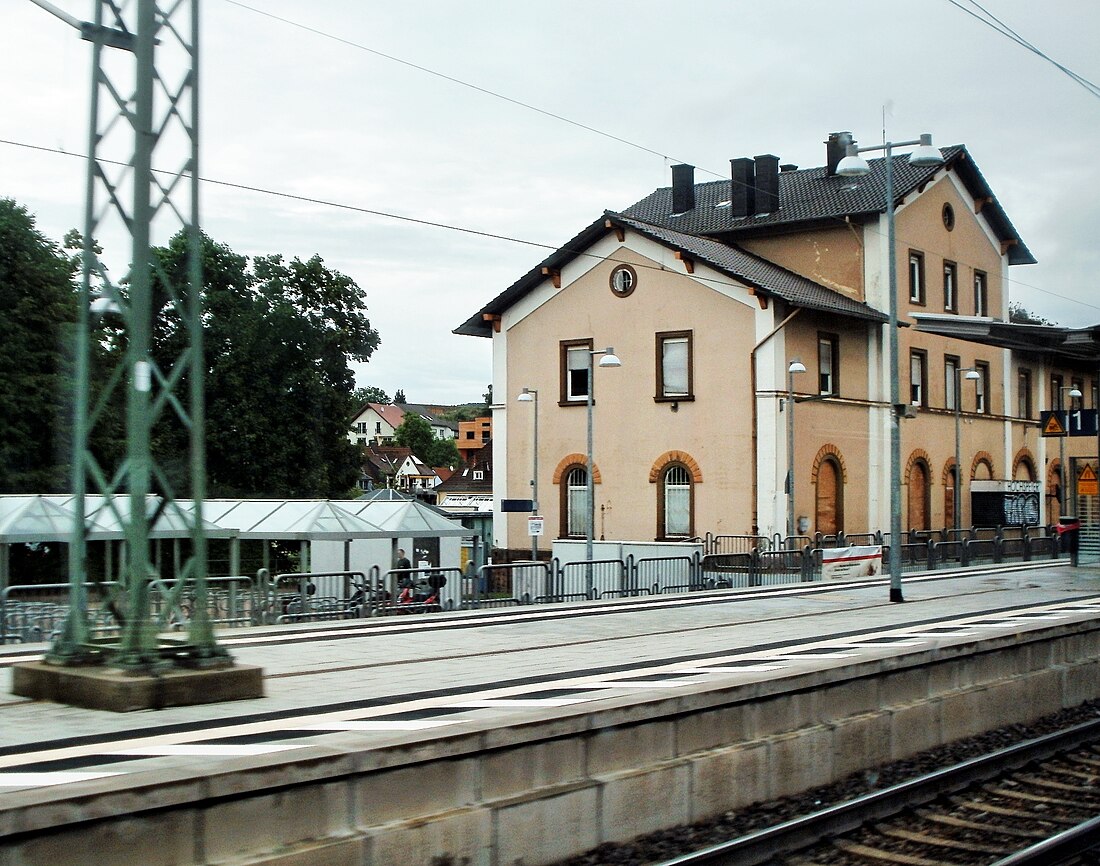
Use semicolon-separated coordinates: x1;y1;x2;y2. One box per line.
563;466;588;538
660;464;693;538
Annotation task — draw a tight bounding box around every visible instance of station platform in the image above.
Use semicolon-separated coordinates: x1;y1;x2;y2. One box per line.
1;562;1099;865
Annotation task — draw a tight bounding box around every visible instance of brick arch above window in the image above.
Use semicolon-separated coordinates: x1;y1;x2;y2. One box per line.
1046;458;1062;493
648;450;703;483
905;449;933;484
810;444;848;484
552;454;601;484
1012;448;1037;481
941;457;959;486
970;452;995;481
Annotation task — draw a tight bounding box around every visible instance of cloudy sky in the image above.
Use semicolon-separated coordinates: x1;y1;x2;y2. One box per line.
4;0;1098;404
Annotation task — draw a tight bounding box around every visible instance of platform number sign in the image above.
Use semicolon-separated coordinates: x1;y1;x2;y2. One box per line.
1040;409;1098;438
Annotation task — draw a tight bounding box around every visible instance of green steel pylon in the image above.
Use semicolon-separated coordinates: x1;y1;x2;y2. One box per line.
45;0;228;671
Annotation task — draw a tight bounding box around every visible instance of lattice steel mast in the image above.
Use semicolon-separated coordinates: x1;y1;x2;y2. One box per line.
43;0;227;670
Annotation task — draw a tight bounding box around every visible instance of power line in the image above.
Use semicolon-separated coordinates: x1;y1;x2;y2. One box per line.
945;0;1100;100
4;135;1097;317
220;0;727;181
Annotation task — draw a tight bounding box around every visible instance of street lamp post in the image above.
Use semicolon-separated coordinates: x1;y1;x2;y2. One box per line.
1058;385;1083;517
517;387;539;560
838;132;944;603
586;347;621;596
953;367;982;534
786;360;807;542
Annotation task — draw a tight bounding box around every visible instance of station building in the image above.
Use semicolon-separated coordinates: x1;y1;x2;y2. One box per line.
456;131;1099;551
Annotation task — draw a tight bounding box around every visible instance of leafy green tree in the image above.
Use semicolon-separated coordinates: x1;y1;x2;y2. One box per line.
483;383;493;405
393;413;434;463
1008;302;1055;326
393;389;407;405
0;200;78;492
426;437;460;469
354;385;389;405
149;233;380;498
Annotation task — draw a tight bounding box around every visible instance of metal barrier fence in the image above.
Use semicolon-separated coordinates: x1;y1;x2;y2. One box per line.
0;576;258;644
0;527;1074;642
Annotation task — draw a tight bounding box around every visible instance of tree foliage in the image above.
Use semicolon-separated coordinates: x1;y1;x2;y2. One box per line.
393;414;459;468
0;199;78;492
1008;302;1056;326
353;385;390;405
393;389;407;405
149;232;380;498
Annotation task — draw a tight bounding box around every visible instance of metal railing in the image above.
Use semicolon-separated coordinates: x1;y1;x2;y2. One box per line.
0;525;1075;642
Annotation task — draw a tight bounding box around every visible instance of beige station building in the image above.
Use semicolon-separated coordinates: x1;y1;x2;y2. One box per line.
457;131;1100;552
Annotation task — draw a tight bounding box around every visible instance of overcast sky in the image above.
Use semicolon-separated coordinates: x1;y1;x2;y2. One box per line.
4;0;1098;404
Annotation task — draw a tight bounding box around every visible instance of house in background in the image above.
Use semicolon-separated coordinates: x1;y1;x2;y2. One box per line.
456;416;492;462
348;402;458;447
358;442;443;495
435;441;493;513
349;402;406;446
457;129;1099;553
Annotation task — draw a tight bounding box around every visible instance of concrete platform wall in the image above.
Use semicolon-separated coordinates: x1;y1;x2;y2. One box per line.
3;621;1099;866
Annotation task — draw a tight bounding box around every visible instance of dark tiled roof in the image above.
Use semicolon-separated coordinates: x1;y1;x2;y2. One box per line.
622;146;1034;265
454;211;886;337
609;213;887;323
455;144;1032;339
912;315;1100;362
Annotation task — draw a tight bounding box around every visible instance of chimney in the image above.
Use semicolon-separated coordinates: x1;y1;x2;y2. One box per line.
753;154;780;215
671;163;695;213
730;157;755;218
825;131;853;177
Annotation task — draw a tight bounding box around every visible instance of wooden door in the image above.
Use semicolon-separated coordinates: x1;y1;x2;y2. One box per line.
815;458;843;536
908;462;930;531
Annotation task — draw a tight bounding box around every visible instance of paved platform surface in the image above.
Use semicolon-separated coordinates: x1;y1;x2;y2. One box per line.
1;563;1098;755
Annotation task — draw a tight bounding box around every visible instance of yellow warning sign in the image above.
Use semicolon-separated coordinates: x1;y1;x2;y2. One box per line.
1078;464;1099;497
1043;413;1067;436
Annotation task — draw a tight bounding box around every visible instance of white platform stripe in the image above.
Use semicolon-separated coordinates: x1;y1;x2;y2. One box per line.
0;772;124;788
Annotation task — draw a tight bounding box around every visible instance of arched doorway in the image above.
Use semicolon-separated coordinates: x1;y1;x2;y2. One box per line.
907;460;931;532
815;457;843;535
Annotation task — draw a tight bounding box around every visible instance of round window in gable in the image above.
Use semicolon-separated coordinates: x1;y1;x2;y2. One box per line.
609;264;637;297
942;202;955;231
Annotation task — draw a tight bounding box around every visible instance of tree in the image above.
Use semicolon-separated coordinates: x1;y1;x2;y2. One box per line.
483;383;493;405
393;413;434;463
1009;302;1056;326
393;389;407;405
149;232;380;498
426;437;460;469
0;199;78;492
353;385;389;405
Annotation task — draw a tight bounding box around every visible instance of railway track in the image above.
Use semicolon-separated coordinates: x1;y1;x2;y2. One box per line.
657;719;1100;866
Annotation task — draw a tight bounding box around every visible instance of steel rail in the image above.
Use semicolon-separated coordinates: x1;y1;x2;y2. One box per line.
656;717;1100;866
989;814;1100;866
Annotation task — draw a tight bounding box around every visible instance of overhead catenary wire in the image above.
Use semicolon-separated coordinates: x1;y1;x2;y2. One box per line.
220;0;727;181
3;135;1098;317
208;2;1097;316
944;0;1100;100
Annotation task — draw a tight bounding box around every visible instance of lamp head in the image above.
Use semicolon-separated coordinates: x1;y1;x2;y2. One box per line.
597;347;621;368
964;369;981;380
835;143;870;177
788;360;807;375
517;387;535;402
1069;387;1083;399
908;133;943;167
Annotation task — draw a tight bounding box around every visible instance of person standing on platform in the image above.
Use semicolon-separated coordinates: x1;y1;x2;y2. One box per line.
395;549;412;571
